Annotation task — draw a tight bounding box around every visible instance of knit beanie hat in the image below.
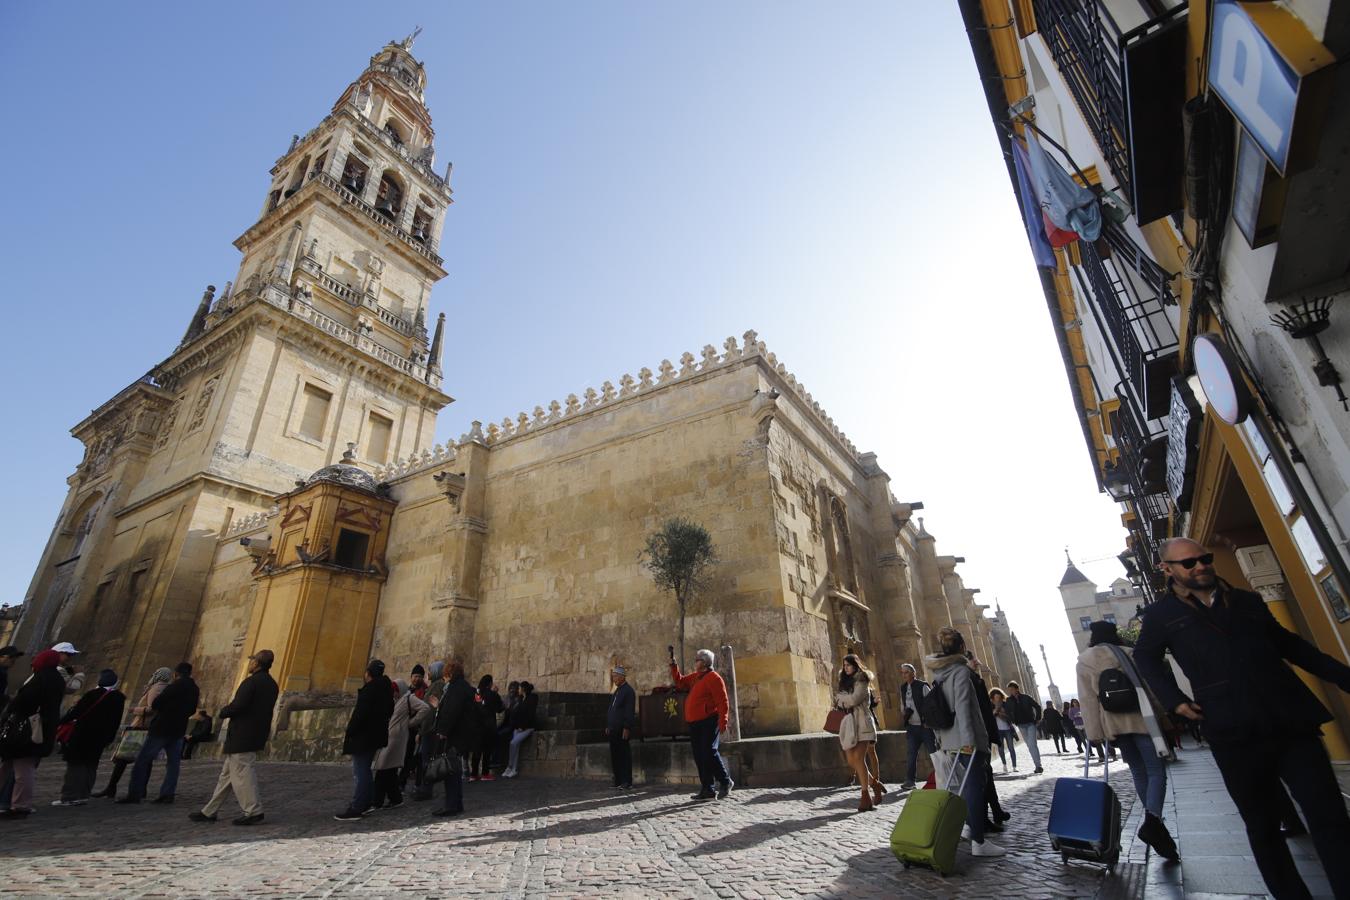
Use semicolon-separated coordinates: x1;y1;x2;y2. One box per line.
98;668;118;688
411;664;426;676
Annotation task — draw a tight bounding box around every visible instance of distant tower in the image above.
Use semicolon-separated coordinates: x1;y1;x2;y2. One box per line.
1058;550;1099;653
16;39;454;688
1040;643;1063;707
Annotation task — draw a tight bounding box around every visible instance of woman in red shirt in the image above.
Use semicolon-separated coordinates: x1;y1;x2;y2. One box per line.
669;648;732;800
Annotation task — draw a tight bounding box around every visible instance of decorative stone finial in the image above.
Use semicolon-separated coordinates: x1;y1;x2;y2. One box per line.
342;442;358;463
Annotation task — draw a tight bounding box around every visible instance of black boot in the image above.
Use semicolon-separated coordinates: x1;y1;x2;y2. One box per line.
1138;813;1180;861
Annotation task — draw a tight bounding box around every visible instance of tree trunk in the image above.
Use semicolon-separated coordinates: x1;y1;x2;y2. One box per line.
678;592;687;670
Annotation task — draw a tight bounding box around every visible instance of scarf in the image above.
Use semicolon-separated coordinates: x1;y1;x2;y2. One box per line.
1106;644;1169;757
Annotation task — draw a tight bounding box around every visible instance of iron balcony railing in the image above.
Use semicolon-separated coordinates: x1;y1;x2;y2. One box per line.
1071;233;1179;420
1111;390;1171;554
1031;0;1131;198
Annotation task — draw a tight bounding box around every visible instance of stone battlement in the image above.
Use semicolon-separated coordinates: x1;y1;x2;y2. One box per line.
371;330;862;485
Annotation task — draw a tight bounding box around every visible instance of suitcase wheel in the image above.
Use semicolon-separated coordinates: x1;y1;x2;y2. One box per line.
902;862;911;870
1060;852;1069;865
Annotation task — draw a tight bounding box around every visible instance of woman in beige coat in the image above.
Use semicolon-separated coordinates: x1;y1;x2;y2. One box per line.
835;654;881;812
93;667;171;798
1076;621;1179;861
371;679;430;810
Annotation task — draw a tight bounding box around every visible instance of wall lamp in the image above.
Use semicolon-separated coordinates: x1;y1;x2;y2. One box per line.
1271;296;1348;411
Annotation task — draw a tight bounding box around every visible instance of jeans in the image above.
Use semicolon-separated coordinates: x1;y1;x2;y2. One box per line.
609;735;632;787
995;728;1017;768
128;734;183;800
1112;732;1166;818
903;725;936;785
440;753;463;812
953;751;990;843
508;728;534;772
1016;723;1042;768
349;752;374;813
688;715;730;790
1211;734;1350;900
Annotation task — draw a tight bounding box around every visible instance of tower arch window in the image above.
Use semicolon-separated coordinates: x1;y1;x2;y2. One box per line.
341;154;369;195
383;119;406;145
375;171;404;221
60;492;103;561
411;206;432;242
829;497;859;595
285;156;311;197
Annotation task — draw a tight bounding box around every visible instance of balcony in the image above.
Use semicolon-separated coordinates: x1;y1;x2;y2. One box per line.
1030;0;1131;198
1108;394;1171;574
310;171;444;269
1071;228;1179;420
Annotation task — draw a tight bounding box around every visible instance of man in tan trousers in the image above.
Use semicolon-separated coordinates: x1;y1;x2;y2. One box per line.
189;650;279;826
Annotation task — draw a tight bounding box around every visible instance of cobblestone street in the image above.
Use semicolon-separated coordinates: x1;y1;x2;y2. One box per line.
0;745;1156;899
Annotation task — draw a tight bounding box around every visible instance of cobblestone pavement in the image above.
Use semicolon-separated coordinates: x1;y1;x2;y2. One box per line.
0;746;1143;898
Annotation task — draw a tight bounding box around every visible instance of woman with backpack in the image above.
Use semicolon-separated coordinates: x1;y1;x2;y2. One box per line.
834;654;882;812
1076;620;1179;861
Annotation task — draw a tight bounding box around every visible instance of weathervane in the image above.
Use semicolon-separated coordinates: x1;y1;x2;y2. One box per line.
401;25;423;50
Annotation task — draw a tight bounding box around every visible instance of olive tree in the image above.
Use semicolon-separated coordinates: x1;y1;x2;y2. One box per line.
641;517;718;668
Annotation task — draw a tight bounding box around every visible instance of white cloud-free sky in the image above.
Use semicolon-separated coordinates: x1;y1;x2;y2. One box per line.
0;2;1128;692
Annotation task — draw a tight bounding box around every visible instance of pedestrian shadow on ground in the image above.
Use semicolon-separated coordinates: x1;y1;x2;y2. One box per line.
738;786;843;805
679;810;855;857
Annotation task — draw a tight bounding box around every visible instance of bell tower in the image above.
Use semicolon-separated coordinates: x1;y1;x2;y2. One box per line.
16;36;454;695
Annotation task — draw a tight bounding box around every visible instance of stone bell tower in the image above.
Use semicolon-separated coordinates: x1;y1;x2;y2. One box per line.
16;34;453;694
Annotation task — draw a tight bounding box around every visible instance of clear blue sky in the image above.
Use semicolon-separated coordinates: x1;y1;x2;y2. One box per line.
0;2;1126;688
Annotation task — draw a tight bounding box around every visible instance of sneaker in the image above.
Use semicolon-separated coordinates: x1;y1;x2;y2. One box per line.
233;813;265;826
690;789;716;801
333;809;364;821
189;811;218;823
50;800;82;807
151;795;174;804
501;768;517;779
961;824;971;841
900;781;916;791
717;779;734;800
467;776;480;782
480;773;496;782
1033;766;1043;774
971;839;1007;858
617;783;633;790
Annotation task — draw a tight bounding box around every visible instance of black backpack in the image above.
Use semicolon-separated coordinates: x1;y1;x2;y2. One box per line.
1097;668;1140;713
920;677;956;730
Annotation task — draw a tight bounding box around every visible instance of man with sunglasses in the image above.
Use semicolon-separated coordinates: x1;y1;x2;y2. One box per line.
1134;537;1350;899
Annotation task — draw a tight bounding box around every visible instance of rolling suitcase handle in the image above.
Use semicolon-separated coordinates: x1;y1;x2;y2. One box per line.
1083;739;1109;780
943;749;975;796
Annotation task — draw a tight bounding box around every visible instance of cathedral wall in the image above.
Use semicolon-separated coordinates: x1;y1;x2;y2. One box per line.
468;361;794;733
188;529;261;713
369;471;451;671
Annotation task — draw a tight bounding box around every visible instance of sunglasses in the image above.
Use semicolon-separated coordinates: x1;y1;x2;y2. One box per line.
1163;553;1214;569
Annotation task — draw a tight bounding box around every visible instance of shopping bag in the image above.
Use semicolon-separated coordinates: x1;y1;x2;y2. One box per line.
113;727;148;763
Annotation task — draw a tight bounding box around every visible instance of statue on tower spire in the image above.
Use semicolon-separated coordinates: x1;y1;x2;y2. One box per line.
401;25;423;50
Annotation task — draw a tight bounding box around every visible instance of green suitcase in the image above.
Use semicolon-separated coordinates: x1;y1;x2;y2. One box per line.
889;753;970;876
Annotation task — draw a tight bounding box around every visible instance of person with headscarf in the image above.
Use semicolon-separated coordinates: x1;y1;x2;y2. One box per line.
93;666;172;799
0;649;66;816
1078;620;1179;861
370;677;429;810
835;653;881;812
410;660;446;800
52;669;126;806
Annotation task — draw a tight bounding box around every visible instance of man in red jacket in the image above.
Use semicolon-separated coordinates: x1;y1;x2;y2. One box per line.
669;648;732;800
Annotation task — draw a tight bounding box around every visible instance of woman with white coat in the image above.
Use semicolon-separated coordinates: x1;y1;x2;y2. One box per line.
834;654;881;812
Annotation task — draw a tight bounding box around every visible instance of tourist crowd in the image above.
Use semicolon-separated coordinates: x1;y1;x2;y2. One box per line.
1;537;1348;897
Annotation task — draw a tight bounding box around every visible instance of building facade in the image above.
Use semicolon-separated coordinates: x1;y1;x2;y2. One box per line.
16;39;1039;753
1058;556;1146;654
961;0;1350;757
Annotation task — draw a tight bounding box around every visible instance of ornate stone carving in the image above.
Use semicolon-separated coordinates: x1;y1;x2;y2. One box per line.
185;374;221;435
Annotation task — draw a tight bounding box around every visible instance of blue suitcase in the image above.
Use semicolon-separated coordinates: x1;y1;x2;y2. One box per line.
1047;749;1122;872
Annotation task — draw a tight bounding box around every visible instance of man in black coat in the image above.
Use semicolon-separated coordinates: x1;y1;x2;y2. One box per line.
1004;681;1043;774
190;650;278;826
430;660;477;816
335;659;394;820
121;662;199;803
898;663;936;789
605;666;636;789
54;669;126;805
1135;538;1350;899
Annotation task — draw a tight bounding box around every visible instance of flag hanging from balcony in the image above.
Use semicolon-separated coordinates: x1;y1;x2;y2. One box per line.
1010;139;1057;267
1024;133;1101;243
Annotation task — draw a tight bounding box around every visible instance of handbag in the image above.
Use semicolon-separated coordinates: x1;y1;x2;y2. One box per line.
824;709;846;735
425;749;460;784
0;713;33;758
56;688;112;746
113;726;148;763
